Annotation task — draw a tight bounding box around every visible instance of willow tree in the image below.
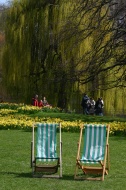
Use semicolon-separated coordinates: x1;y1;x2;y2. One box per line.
2;0;126;114
2;0;77;108
59;0;126;85
58;0;126;113
2;0;55;102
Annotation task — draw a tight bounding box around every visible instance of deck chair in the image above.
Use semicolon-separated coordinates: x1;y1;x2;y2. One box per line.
74;124;110;181
31;123;62;178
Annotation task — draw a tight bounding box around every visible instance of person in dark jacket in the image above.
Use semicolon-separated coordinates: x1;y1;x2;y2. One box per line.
81;93;90;115
95;98;104;116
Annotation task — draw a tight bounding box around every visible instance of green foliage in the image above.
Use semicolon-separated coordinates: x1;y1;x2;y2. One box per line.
0;102;22;110
41;106;62;113
1;0;126;115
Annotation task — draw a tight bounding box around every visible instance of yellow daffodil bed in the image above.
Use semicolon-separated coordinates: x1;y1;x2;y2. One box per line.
0;103;126;135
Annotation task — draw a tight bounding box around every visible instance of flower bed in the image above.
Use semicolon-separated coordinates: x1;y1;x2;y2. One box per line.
0;103;126;135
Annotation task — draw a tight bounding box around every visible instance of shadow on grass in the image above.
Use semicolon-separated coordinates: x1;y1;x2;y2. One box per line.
0;171;32;178
0;172;75;180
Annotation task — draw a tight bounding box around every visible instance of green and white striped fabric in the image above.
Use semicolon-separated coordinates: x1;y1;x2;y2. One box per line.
36;123;58;161
81;124;106;163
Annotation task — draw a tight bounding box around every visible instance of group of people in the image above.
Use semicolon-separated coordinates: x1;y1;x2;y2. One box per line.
32;94;49;107
81;93;104;116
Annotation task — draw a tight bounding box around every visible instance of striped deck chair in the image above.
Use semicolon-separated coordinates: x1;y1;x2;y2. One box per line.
74;124;110;181
31;123;62;178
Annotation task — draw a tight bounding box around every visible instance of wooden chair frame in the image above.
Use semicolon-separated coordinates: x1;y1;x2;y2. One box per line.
74;124;110;181
31;123;62;178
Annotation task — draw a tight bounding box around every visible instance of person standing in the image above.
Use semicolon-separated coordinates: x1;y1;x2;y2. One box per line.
95;98;104;116
89;97;95;115
100;97;104;106
81;93;90;115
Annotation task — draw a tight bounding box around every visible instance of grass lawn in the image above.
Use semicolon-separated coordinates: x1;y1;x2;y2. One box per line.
33;111;126;122
0;130;126;190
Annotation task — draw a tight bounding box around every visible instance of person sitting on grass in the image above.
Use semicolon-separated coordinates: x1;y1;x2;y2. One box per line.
43;97;49;107
32;94;39;107
39;100;44;107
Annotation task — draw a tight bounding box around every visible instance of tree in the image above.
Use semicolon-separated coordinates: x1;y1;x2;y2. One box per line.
2;0;126;114
59;0;126;89
2;0;74;106
0;4;7;100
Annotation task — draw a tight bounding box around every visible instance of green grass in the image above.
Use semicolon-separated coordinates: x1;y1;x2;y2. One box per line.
33;111;126;122
0;130;126;190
